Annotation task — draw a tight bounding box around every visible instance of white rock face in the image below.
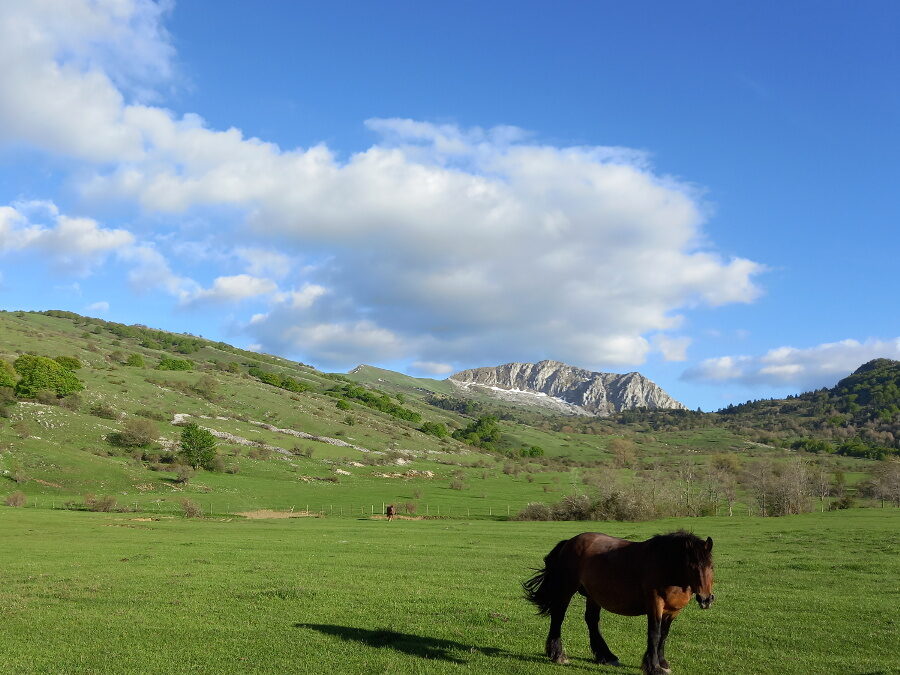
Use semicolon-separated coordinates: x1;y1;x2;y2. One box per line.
448;360;686;416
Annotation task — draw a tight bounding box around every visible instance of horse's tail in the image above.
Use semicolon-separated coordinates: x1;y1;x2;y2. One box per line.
523;539;570;616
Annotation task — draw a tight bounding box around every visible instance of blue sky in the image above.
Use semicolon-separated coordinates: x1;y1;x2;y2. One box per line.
1;1;898;411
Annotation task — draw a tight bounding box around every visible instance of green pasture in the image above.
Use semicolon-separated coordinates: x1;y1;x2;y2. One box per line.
0;508;897;674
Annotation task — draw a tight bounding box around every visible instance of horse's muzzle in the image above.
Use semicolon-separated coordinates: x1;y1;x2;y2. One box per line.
696;594;714;609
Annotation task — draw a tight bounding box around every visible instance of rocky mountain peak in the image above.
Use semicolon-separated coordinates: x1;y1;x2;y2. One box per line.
448;360;686;416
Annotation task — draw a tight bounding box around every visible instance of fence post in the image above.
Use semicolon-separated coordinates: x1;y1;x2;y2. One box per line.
489;506;492;516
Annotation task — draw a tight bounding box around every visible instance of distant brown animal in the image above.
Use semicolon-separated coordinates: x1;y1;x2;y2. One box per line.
385;504;396;521
523;530;714;674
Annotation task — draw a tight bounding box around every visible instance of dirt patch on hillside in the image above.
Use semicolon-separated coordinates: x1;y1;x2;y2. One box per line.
238;509;323;519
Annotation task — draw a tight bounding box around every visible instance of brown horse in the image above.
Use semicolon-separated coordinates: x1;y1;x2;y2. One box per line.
523;530;714;674
386;504;396;521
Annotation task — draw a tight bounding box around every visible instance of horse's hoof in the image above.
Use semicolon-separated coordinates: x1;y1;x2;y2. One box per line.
552;655;569;665
597;656;621;667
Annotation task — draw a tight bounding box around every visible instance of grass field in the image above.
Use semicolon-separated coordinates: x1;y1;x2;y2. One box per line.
1;508;897;674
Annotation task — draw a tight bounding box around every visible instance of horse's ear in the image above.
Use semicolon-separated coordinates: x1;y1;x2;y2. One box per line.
705;536;713;552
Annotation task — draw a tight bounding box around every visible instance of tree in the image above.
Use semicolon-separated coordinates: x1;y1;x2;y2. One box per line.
452;415;502;449
608;438;637;469
0;359;16;389
13;354;84;398
179;423;217;469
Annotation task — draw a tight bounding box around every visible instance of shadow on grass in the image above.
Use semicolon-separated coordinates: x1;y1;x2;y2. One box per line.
294;623;624;670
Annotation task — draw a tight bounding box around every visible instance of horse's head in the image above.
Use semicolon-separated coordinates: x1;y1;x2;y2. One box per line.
695;536;715;609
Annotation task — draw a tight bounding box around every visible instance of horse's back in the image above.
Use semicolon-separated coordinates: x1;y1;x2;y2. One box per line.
567;532;646;616
567;532;633;557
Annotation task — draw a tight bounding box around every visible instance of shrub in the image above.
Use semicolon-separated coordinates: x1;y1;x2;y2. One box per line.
173;465;195;484
420;421;449;438
90;402;118;419
520;445;544;457
4;491;27;507
135;408;167;421
449;479;465;490
336;399;351;411
113;418;158;447
59;394;82;411
192;375;219;402
180;498;203;518
35;390;59;405
179;423;217;469
404;501;418;514
54;356;83;370
125;353;145;367
156;356;193;371
516;502;551;521
13;354;84;398
87;495;118;512
452;415;502;450
0;359;17;388
829;494;856;510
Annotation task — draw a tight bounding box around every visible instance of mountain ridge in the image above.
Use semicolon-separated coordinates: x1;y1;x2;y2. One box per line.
448;359;686;416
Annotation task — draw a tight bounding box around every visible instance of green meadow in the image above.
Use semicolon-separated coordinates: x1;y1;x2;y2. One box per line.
1;508;897;674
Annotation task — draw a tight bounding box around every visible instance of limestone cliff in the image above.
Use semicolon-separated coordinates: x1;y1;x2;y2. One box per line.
449;360;686;416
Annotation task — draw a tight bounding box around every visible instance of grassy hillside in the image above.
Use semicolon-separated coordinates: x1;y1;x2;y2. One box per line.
0;310;894;518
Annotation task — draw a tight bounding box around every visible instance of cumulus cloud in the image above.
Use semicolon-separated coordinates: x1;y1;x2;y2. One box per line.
411;361;455;376
682;338;900;390
87;300;110;313
184;274;278;305
0;202;134;274
653;334;692;362
0;1;767;370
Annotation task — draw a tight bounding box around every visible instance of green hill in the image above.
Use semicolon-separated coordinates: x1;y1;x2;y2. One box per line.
0;310;895;518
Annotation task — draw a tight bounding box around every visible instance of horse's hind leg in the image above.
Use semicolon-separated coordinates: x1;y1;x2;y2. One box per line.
585;598;620;666
545;591;575;664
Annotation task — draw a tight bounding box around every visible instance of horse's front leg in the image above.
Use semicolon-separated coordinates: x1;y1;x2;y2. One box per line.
545;592;574;664
641;597;666;675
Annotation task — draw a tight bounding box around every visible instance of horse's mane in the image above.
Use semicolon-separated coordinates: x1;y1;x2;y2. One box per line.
646;530;713;575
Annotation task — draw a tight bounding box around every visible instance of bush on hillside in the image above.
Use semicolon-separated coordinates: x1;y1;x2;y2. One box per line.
111;418;158;448
54;356;83;370
0;359;17;388
125;353;145;367
420;421;449;438
179;423;217;469
90;402;118;419
452;415;502;450
173;465;195;484
13;354;84;398
180;498;202;518
84;494;119;512
156;356;194;371
4;491;27;507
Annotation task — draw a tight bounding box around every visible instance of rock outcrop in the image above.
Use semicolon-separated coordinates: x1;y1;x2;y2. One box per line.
449;360;686;416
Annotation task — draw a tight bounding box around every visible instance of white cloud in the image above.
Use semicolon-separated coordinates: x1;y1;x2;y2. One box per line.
87;301;110;313
185;274;278;305
411;361;455;376
236;247;292;279
653;334;692;362
0;2;767;370
0;202;134;274
683;338;900;390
